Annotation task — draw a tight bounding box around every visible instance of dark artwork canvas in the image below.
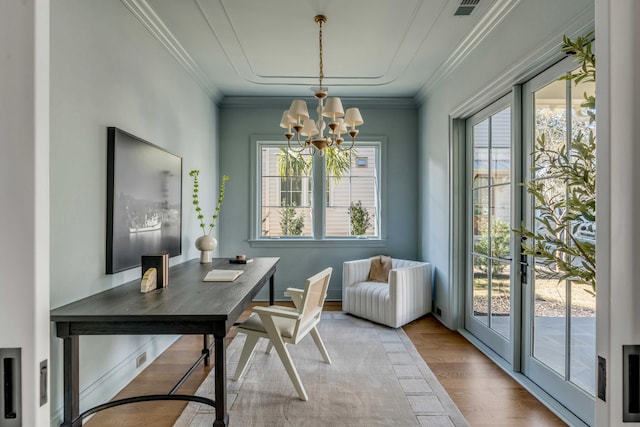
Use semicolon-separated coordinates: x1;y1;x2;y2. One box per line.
107;127;182;274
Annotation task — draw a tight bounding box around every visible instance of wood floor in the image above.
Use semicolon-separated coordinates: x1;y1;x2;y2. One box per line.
85;302;566;426
403;316;567;426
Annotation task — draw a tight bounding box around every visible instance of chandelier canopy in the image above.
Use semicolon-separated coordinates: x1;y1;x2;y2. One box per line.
280;15;364;156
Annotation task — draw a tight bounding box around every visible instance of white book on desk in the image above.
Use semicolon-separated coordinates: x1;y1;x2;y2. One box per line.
203;269;244;282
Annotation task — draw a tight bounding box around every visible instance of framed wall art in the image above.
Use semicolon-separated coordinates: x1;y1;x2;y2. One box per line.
106;127;182;274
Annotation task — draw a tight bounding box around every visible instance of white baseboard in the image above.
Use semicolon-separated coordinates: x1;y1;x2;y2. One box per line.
50;335;179;427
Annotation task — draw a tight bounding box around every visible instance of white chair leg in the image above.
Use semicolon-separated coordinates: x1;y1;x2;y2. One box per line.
310;326;332;364
233;333;260;381
265;341;288;355
260;317;308;401
270;337;308;401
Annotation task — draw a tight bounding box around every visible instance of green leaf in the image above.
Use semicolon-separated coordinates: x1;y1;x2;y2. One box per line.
514;32;596;292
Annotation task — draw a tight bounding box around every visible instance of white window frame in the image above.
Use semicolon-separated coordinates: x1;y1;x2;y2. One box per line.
324;142;381;238
249;135;387;247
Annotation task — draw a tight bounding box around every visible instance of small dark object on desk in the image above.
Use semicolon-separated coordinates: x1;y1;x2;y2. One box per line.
229;258;253;264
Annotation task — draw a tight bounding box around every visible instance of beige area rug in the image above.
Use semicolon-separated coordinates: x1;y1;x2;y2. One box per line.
174;312;469;427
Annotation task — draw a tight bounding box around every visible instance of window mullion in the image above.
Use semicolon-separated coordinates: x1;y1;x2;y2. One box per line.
312;154;325;238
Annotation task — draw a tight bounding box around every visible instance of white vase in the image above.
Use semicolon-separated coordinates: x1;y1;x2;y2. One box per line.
195;235;218;263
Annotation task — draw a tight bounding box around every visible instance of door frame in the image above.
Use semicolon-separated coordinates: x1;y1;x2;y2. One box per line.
463;91;520;366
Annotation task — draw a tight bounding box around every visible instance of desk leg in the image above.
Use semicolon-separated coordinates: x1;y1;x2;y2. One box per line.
269;272;275;306
203;334;210;366
62;335;80;427
213;334;229;426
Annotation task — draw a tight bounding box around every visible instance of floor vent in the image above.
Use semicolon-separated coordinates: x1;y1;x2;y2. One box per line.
454;0;480;16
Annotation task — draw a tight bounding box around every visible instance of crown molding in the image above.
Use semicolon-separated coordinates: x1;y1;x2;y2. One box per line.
447;10;594;118
219;96;418;110
120;0;223;103
415;0;595;107
415;0;522;104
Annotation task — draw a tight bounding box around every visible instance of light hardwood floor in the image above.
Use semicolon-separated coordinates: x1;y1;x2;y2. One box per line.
85;302;565;426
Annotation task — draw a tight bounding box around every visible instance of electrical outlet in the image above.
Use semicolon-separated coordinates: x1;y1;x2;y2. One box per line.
1;348;21;426
136;352;147;368
436;307;442;316
40;360;47;406
597;355;606;401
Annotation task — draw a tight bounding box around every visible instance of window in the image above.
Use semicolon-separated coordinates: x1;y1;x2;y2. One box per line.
255;139;382;240
260;146;312;237
325;146;379;237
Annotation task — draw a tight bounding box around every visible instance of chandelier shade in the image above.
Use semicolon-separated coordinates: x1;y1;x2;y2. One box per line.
323;97;345;119
280;15;364;156
344;108;364;127
287;100;310;122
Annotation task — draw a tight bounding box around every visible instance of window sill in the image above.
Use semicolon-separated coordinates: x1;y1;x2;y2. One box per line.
248;238;388;248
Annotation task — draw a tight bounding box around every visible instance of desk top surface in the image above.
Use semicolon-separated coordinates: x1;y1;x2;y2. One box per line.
50;257;279;324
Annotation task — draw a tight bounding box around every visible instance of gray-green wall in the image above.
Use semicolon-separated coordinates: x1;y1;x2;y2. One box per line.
49;0;219;422
219;100;420;300
418;0;594;329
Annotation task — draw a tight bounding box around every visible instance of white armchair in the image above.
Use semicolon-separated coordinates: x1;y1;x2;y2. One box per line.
342;258;432;328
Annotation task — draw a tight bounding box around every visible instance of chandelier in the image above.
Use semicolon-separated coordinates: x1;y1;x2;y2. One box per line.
279;15;364;156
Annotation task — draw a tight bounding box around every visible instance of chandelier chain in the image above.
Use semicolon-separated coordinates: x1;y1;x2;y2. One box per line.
318;18;324;89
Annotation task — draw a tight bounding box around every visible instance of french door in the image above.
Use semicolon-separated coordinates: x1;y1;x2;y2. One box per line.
465;93;516;363
464;57;595;426
521;58;595;425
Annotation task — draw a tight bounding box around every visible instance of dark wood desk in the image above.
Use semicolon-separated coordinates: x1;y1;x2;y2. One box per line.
50;257;279;427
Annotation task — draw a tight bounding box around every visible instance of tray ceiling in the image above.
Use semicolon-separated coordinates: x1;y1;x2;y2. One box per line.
126;0;517;100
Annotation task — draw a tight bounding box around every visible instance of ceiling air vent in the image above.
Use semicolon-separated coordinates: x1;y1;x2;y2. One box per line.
454;0;479;16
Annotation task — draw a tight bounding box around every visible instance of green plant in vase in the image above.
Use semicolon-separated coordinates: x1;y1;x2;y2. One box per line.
189;170;229;262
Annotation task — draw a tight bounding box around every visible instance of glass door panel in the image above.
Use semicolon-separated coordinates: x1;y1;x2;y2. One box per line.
490;108;511;185
533;272;567;376
522;58;596;426
490;182;511;339
571;281;596;393
465;94;514;362
472;256;489;326
472;187;489;252
491;261;511;338
569;70;596;396
473;119;489;188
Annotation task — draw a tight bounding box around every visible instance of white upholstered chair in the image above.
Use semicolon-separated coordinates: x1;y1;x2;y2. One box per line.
233;267;333;401
342;258;432;328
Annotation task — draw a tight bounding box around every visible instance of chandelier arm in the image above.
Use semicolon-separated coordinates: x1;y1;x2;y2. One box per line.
287;133;307;154
287;139;305;154
338;137;356;152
